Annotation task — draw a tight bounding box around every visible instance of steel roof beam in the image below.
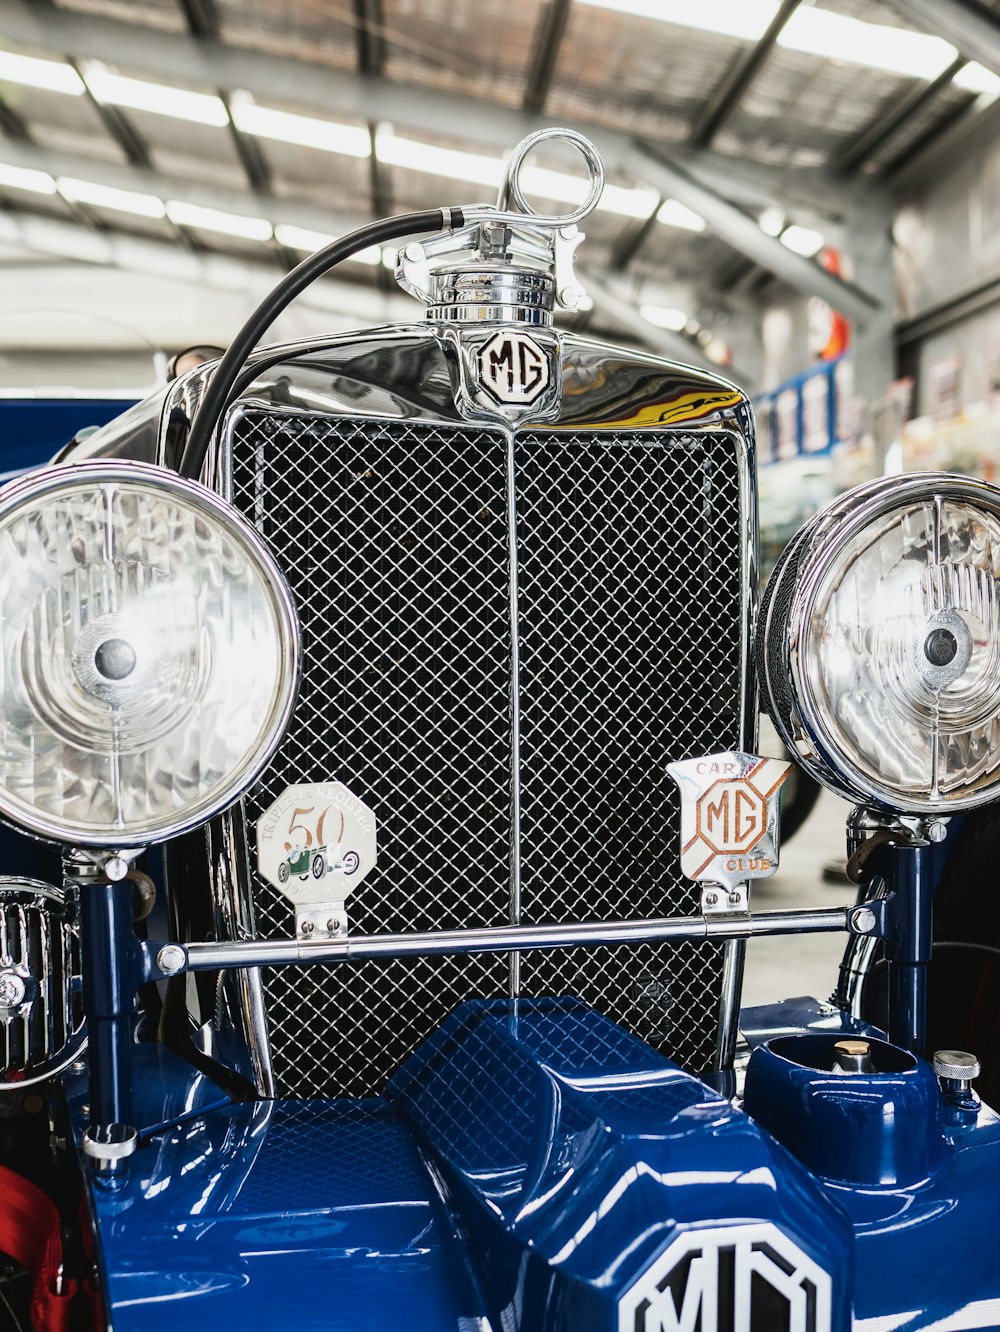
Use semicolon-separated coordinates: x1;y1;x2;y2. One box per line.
609;199;662;271
353;0;386;77
832;55;967;174
69;58;152;170
0;209;415;325
0;138;369;237
220;91;272;193
0;93;31;142
175;0;219;41
523;0;571;113
890;86;1000;188
627;142;881;324
690;0;801;148
882;0;1000;77
0;0;855;215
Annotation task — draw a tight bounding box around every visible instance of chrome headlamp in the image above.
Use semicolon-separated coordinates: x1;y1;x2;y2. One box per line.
760;473;1000;814
0;461;298;846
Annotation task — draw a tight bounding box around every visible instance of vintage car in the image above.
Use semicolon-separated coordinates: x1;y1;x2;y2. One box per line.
0;128;998;1332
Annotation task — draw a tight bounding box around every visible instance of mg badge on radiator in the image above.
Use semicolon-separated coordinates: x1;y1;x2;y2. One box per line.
476;329;550;404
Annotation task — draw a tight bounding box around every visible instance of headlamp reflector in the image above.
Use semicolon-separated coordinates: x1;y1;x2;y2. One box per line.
0;461;298;845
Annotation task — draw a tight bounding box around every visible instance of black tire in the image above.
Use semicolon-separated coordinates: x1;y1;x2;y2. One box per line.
311;852;326;879
278;861;290;884
342;851;360;875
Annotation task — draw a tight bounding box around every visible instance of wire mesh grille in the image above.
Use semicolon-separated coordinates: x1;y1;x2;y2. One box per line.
228;408;746;1096
513;430;742;1067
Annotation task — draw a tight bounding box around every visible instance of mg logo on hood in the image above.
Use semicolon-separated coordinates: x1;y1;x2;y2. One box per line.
618;1223;832;1332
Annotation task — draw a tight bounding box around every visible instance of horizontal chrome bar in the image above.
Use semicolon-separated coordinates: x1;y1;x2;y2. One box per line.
145;906;850;980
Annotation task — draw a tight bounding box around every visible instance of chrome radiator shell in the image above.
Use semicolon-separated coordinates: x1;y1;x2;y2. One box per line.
0;878;84;1088
213;328;756;1099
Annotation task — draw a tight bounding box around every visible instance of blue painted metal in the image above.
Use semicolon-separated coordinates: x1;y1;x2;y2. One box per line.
886;840;934;1056
75;990;1000;1331
744;1033;947;1186
389;996;854;1331
79;879;139;1134
0;397;135;474
64;1043;230;1139
87;1097;491;1331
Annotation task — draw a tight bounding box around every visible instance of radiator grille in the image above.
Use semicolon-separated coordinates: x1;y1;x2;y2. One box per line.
228;408;747;1096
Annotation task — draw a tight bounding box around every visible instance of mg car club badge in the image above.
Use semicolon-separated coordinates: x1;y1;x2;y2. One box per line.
667;752;792;895
257;781;377;937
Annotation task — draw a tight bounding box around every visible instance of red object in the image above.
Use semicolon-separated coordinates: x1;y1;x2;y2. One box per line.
0;1162;77;1331
818;250;851;360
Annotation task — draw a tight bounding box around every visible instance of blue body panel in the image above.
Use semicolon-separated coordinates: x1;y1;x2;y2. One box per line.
81;996;1000;1330
87;1097;488;1331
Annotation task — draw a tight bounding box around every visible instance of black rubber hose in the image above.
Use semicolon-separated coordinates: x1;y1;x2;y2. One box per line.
179;206;463;480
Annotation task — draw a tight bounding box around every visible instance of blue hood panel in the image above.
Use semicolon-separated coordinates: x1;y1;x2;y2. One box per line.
388;997;854;1330
90;1097;488;1331
86;997;1000;1330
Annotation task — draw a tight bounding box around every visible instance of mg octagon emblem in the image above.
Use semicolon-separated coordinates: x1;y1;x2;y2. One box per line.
477;330;550;405
667;752;792;890
617;1223;832;1332
697;779;766;856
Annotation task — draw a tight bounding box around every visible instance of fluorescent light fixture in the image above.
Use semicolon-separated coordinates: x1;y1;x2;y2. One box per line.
657;199;706;232
954;62;1000;96
574;0;774;43
274;222;380;264
58;177;165;218
167;200;273;241
640;303;689;331
274;223;336;250
0;163;57;195
780;224;824;257
577;0;961;82
230;97;370;156
0;51;84;96
778;8;956;81
758;206;785;237
83;64;228;127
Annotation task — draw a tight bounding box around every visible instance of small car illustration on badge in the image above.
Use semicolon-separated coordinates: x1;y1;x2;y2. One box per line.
278;843;360;883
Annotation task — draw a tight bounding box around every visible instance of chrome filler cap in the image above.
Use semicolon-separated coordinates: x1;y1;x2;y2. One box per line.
396;127;604;325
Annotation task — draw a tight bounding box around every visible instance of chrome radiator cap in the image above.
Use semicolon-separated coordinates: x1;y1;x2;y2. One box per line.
0;878;85;1089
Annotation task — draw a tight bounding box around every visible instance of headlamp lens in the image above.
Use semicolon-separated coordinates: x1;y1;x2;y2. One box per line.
762;474;1000;812
0;463;297;844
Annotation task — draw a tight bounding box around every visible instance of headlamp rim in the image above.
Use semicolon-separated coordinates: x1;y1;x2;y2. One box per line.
766;471;1000;814
0;459;300;847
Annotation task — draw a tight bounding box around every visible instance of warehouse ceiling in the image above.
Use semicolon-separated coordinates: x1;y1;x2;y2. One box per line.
0;0;997;373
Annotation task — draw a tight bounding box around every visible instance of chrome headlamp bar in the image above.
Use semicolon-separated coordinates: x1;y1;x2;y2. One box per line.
0;461;299;846
761;472;1000;814
142;905;856;982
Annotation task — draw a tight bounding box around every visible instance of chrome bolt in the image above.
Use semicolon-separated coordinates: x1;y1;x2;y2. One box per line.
851;906;877;934
704;891;718;907
926;821;948;843
156;944;186;976
728;890;742;906
301;920;315;936
105;856;129;882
